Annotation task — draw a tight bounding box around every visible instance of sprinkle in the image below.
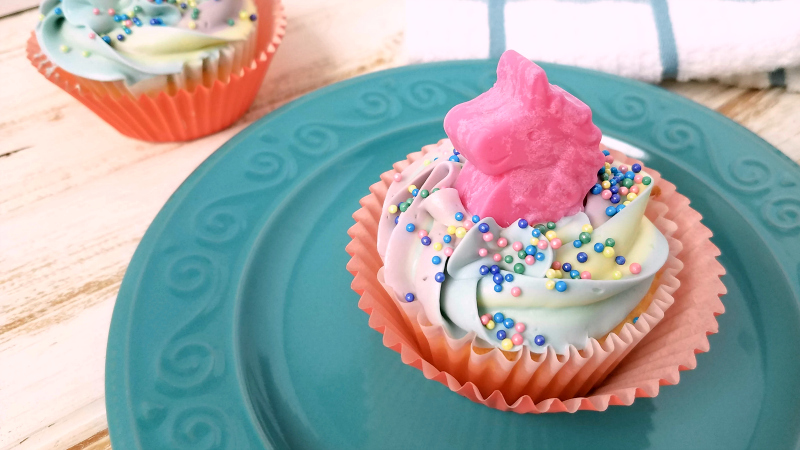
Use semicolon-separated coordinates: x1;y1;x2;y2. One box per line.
615;256;626;265
472;215;480;223
108;8;115;15
393;173;402;182
630;263;642;274
496;238;508;247
579;232;592;244
53;7;62;14
446;225;456;235
545;269;556;279
478;248;487;256
511;287;521;297
627;193;638;201
482;232;494;242
518;219;528;228
514;263;525;274
493;312;504;323
490;265;500;274
486;320;496;330
601;190;612;200
545;280;555;290
577;252;588;263
405;293;415;302
517;250;527;259
504;274;514;283
573;240;582;248
503;255;513;263
478;223;490;233
93;7;100;14
407;185;416;193
421;236;431;246
423;160;431;166
591;184;602;195
493;273;504;285
464;221;474;230
449;155;460;162
633;317;639;324
550;238;562;249
455;227;467;238
398;203;409;212
443;235;452;243
493;253;502;262
479;265;489;275
515;323;526;333
555;281;567;292
545;230;557;240
601;180;611;189
570;270;580;279
102;35;111;43
612;270;623;280
603;247;616;258
531;229;541;238
435;272;445;283
81;50;91;57
632;163;642;173
551;261;562;270
634;174;643;184
605;206;617;217
525;255;535;265
511;334;524;345
581;271;592;279
525;245;536;255
534;335;546;346
594;243;605;253
39;13;45;20
123;26;131;34
496;329;506;340
411;189;419;197
443;247;454;257
188;21;196;29
512;241;523;251
501;338;514;350
59;44;70;53
537;240;548;249
546;222;556;230
631;185;640;194
481;314;491;325
239;10;249;19
388;205;397;214
432;255;441;264
534;252;545;261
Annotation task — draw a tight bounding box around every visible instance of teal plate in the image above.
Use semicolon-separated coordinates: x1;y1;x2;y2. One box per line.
106;61;800;449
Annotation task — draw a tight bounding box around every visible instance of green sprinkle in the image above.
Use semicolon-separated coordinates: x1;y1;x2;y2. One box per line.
399;203;409;212
579;232;592;244
420;189;429;198
642;176;652;185
534;224;547;233
431;188;439;193
546;222;556;230
513;263;525;274
622;178;634;188
602;173;610;181
504;255;514;264
133;5;143;13
517;250;527;259
604;238;616;247
228;18;235;26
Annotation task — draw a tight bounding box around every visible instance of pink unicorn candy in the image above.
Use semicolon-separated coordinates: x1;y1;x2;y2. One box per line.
444;50;604;227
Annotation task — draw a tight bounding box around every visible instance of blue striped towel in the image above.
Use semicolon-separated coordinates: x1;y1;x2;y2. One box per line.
406;0;800;91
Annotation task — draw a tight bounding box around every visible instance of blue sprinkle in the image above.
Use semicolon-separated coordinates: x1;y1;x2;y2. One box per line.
394;216;399;225
626;171;635;179
123;26;131;34
616;204;626;212
493;284;503;292
555;281;567;292
632;163;642;173
471;215;480;223
493;273;504;284
113;14;122;21
535;252;545;261
435;272;445;283
490;265;500;274
611;167;619;174
531;229;541;238
406;223;415;232
570;270;580;279
493;313;504;323
116;34;125;41
405;293;415;302
421;236;431;246
573;240;583;248
155;0;163;3
534;335;546;346
591;184;602;195
503;318;514;328
615;256;626;265
606;206;617;217
54;7;62;14
496;330;506;340
562;263;572;272
504;274;514;282
133;17;142;26
448;155;460;162
180;2;187;7
518;219;528;229
455;212;464;221
594;243;605;253
102;35;111;43
598;168;606;176
432;256;441;265
609;178;618;186
577;252;588;263
525;245;536;255
633;317;639;324
479;265;489;275
411;189;419;197
602;150;610;156
478;223;490;233
453;149;459;155
443;235;452;243
150;18;159;25
610;185;619;194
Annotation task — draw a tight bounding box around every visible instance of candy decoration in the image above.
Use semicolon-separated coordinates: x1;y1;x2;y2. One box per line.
630;263;642;274
555;281;567;292
445;50;603;226
435;272;445;283
501;338;514;350
511;287;521;297
481;314;491;325
577;252;588;263
511;334;524;345
405;293;415;302
432;256;441;265
497;330;507;340
534;335;546;346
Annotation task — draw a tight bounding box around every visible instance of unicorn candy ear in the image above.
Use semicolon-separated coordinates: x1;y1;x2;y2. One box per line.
445;50;604;227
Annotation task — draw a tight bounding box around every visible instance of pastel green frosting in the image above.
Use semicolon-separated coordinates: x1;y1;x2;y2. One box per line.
35;0;256;85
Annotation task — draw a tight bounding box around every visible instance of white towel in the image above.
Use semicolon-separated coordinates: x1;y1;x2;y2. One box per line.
406;0;800;91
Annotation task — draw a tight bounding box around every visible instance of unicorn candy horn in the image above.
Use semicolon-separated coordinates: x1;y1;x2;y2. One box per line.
444;50;604;227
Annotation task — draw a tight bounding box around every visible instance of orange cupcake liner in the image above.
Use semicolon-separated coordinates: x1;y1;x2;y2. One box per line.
346;145;726;413
26;0;286;142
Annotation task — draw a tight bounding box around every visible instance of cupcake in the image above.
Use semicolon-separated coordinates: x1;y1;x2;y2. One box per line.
27;0;286;142
347;50;725;412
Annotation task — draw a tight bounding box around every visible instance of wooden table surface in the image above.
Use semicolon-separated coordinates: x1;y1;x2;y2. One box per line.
2;1;800;448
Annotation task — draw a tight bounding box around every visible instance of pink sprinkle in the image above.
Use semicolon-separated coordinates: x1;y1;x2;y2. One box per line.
511;334;524;345
537;240;548;249
444;247;454;257
88;32;96;39
630;263;642;274
464;221;474;230
124;19;133;26
525;255;535;265
605;155;615;164
496;238;508;247
601;190;612;200
550;238;562;249
393;173;402;182
512;241;523;251
481;314;491;325
580;271;592;279
93;7;100;14
107;8;115;15
634;174;643;184
551;261;561;270
417;230;428;238
478;248;488;257
482;232;494;242
630;185;640;194
619;165;628;173
493;253;502;262
510;287;521;297
514;323;526;333
619;186;629;196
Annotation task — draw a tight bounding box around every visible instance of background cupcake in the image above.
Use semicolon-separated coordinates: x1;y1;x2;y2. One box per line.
28;0;286;141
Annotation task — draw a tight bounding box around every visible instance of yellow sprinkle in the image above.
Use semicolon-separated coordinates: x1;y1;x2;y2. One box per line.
501;338;514;351
81;50;91;57
545;269;556;279
239;10;249;19
407;185;417;193
423;160;431;166
59;45;70;53
530;237;539;246
603;247;616;258
388;205;397;214
433;242;443;251
612;270;623;280
545;280;556;290
447;225;456;235
581;224;593;233
555;270;563;279
188;0;197;5
601;181;611;189
545;230;557;240
627;193;638;201
623;201;631;206
604;162;611;169
455;227;467;238
188;21;196;29
485;320;496;330
39;13;45;21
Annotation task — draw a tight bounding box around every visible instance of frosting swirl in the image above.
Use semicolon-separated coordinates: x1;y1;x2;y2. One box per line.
35;0;257;85
377;141;669;354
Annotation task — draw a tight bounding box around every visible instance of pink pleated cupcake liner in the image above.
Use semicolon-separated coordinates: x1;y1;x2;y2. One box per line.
346;142;726;413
